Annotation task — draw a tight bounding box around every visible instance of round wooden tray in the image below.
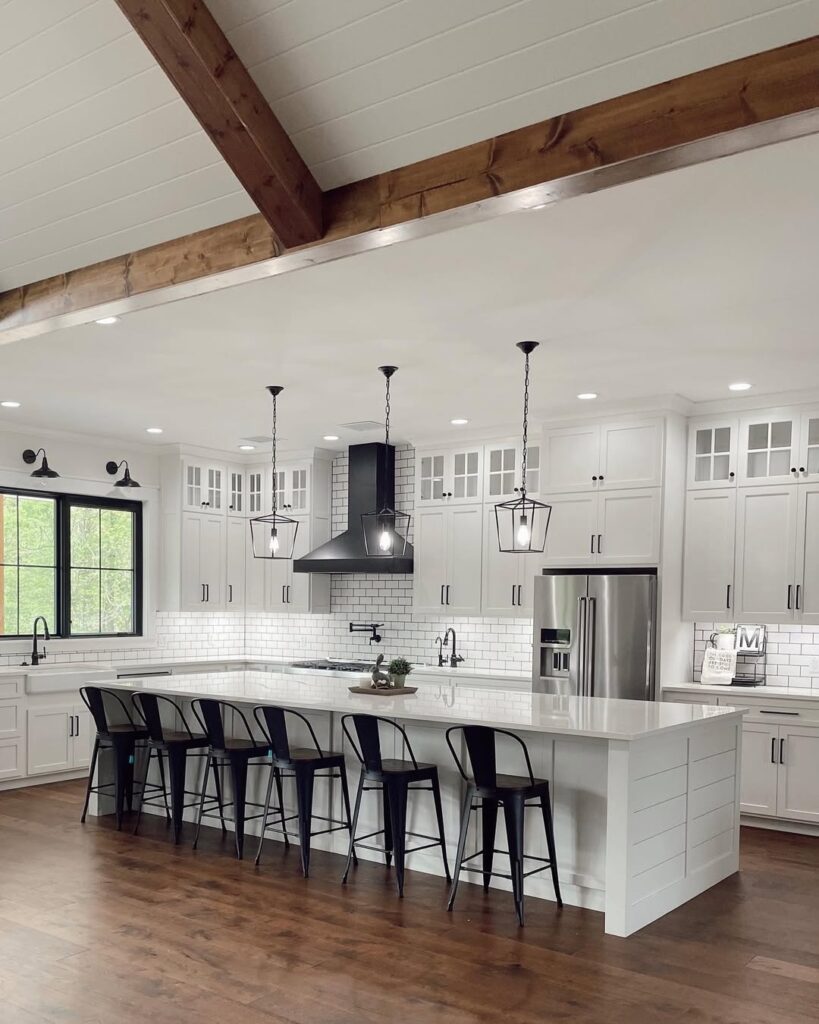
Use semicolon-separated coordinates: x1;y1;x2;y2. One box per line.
348;685;418;696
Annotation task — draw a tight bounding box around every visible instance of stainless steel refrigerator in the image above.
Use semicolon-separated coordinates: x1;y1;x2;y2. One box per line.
532;570;656;700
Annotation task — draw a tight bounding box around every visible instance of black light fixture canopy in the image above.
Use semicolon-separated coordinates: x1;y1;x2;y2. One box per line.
362;366;410;557
494;341;552;554
22;448;59;479
249;385;299;560
106;459;141;488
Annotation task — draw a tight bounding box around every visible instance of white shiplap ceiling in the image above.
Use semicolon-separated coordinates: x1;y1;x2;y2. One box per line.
1;0;818;291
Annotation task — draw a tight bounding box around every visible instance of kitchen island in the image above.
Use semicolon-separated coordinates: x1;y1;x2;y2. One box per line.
99;671;744;936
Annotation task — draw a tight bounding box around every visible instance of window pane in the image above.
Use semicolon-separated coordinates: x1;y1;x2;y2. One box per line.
70;568;100;634
100;509;133;570
71;507;99;568
713;454;730;480
695;455;711;482
809;418;819;446
18;496;56;566
696;429;712;456
747;451;767;478
454;453;465;475
714;427;731;454
770;421;792;448
18;566;56;632
101;570;133;633
1;565;18;635
1;494;19;563
748;423;768;450
769;449;790;477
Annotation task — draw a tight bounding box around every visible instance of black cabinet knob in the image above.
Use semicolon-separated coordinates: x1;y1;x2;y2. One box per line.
791;467;797;474
800;467;806;473
599;475;604;481
729;471;735;479
592;475;597;481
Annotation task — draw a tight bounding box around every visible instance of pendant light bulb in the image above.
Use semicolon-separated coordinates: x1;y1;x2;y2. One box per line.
269;527;279;554
379;526;392;552
517;515;531;546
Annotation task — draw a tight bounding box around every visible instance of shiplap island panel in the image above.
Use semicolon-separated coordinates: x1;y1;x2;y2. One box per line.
99;672;744;937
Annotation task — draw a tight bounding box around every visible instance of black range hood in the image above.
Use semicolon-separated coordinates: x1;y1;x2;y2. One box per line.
293;442;413;574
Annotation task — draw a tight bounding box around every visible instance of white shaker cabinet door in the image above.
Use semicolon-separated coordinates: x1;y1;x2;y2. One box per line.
414;508;448;613
777;726;819;823
796;483;819;624
542;424;600;492
734;485;798;621
27;706;72;776
199;515;226;610
181;514;206;611
595;488;660;566
446;505;483;615
599;419;663;489
682;489;736;620
481;507;520;616
72;705;95;770
225;516;247;610
541;493;598;566
739;722;779;816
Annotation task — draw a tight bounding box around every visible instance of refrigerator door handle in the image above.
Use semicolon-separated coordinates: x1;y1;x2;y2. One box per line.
576;596;587;696
585;596;596;698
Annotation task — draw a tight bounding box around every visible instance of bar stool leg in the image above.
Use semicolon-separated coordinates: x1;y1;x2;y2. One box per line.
430;772;451;882
482;799;498;892
155;747;171;823
339;769;357;866
132;746;154;835
114;740;132;831
386;779;409;897
274;767;289;845
294;765;315;878
229;756;249;860
342;772;364;884
382;787;393;868
80;737;100;823
447;785;474;911
193;754;213;850
167;746;188;845
254;761;278;866
210;758;227;833
540;790;563;908
503;794;526;925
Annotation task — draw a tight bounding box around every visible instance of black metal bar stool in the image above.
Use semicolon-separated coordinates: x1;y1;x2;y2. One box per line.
445;725;562;925
191;698;272;859
341;713;450;897
253;704;355;877
131;692;225;845
79;686;167;830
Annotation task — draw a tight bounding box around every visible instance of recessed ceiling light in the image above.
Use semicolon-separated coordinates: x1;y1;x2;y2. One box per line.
451;418;469;426
729;382;752;391
95;316;119;325
238;444;256;450
577;392;598;400
145;427;163;434
1;400;21;408
323;435;340;441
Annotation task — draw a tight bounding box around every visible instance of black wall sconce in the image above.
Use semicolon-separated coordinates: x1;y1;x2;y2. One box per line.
106;460;140;488
22;448;59;479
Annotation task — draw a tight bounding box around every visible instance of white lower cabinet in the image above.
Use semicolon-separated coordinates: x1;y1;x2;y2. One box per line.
542;488;660;567
0;737;24;781
738;721;779;816
27;703;91;776
776;725;819;823
414;505;482;615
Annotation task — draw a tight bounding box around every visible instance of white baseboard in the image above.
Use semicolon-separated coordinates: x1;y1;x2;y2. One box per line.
741;815;819;838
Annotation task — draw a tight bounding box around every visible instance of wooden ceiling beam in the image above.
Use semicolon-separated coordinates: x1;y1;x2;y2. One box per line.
2;36;819;342
113;0;322;247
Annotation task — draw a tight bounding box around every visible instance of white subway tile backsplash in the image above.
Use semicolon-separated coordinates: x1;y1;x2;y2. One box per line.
693;621;818;688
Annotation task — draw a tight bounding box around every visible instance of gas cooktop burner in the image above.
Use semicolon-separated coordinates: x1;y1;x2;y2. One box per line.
289;659;373;673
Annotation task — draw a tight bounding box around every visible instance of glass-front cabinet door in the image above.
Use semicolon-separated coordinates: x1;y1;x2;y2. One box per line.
739;413;799;486
247;470;263;516
183;461;226;511
687;418;738;489
450;448;482;502
417;452;446;504
228;471;244;514
799;410;819;480
415;448;483;505
289;467;309;512
483;441;541;500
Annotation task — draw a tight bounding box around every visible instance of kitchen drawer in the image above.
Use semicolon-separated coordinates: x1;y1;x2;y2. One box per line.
716;695;819;726
0;676;25;700
662;692;718;706
0;700;23;740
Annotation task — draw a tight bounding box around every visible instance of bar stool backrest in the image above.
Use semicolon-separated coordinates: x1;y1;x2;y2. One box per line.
80;686;138;737
192;698;259;752
446;725;535;788
253;705;323;762
133;692;196;743
341;714;419;773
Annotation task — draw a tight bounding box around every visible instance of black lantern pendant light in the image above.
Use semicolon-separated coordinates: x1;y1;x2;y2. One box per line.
249;386;298;560
106;459;140;487
494;341;552;553
22;448;59;479
362;365;410;557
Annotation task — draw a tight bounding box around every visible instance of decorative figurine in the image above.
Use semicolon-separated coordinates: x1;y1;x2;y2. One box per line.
371;653;392;688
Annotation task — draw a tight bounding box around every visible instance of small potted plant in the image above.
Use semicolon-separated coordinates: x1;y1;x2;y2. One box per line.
388;657;412;688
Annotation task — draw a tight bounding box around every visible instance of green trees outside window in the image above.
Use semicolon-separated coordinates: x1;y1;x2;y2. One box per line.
0;493;57;636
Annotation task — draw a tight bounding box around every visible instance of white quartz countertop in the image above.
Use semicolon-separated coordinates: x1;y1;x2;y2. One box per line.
664;682;819;702
108;670;742;741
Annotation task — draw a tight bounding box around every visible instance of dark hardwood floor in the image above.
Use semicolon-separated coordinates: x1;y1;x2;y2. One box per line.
1;781;818;1023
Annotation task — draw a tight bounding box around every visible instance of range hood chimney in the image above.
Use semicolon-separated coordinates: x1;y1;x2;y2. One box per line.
293;442;413;574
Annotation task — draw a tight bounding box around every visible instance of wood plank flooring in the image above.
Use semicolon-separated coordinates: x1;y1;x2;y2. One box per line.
1;780;818;1023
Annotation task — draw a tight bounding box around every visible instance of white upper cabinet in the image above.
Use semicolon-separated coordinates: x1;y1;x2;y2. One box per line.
228;470;244;516
416;446;483;505
484;440;540;500
687;418;738;489
798;409;819;481
738;411;799;486
682;489;737;619
734;485;798;621
225;517;246;610
796;483;819;625
247;469;264;517
543;418;662;493
541;493;598;567
183;460;227;512
595;488;660;566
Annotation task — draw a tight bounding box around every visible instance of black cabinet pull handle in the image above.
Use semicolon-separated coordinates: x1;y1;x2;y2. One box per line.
780;738;785;765
796;584;801;610
771;737;776;764
441;584;445;605
726;584;731;609
517;585;523;606
228;584;233;603
201;583;206;602
287;585;291;604
76;715;80;738
206;584;209;602
69;715;74;738
282;585;286;604
787;584;793;610
590;534;595;555
597;534;603;554
446;584;450;605
511;584;516;607
760;709;799;716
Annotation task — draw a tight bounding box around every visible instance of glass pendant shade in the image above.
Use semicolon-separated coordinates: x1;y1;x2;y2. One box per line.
495;339;552;554
250;510;299;560
494;492;551;553
361;508;410;558
250;385;297;559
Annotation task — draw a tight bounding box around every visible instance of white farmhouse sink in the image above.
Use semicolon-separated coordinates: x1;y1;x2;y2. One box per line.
25;665;117;694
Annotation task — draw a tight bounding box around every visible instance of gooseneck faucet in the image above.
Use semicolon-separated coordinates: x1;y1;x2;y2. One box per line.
434;636;445;668
443;627;464;668
31;616;50;666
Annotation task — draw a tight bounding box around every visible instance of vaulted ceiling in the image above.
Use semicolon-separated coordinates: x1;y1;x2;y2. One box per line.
2;0;817;290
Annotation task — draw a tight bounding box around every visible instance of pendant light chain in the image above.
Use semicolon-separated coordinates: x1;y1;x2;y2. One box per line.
520;349;530;495
271;389;278;512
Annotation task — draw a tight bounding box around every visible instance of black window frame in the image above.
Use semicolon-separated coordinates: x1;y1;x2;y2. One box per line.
0;486;143;640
